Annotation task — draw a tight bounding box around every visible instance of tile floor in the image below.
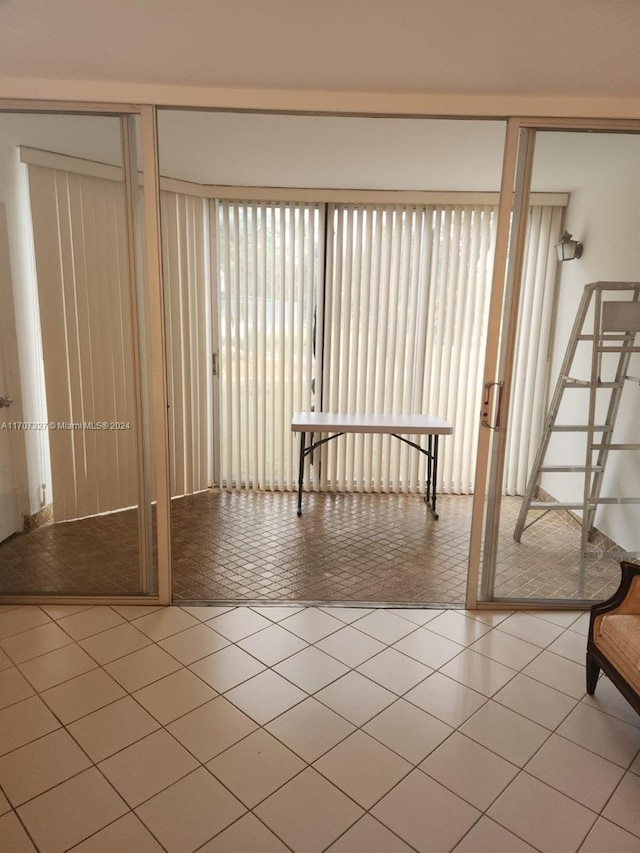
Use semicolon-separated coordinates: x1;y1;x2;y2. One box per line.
0;602;639;852
0;491;623;604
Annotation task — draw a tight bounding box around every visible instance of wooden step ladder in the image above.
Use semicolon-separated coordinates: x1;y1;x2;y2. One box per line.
513;282;640;594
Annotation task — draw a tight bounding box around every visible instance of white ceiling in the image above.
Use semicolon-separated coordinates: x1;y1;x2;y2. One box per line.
1;0;639;99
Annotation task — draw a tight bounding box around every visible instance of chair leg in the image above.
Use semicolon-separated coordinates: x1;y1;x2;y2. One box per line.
586;652;600;694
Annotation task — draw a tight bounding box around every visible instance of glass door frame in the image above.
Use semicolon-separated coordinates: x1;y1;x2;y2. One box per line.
0;99;171;605
466;115;640;609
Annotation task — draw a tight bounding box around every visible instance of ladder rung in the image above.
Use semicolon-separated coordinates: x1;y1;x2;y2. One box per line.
539;466;604;473
562;380;622;388
529;498;640;509
592;443;640;450
597;346;640;353
550;425;613;432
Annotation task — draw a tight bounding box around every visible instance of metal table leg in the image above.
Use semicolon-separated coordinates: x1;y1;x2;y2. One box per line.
297;431;306;516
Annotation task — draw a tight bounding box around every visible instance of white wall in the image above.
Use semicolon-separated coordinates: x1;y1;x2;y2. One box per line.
541;138;640;551
0;143;50;515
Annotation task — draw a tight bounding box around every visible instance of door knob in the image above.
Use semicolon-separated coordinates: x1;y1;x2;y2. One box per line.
0;396;12;408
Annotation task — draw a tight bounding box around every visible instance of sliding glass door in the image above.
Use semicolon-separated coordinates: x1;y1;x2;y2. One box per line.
477;123;640;605
0;109;157;598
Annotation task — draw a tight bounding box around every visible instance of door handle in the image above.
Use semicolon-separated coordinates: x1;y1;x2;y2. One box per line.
481;381;504;430
0;396;12;408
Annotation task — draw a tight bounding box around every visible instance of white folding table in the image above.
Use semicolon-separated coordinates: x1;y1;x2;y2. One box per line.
291;412;453;519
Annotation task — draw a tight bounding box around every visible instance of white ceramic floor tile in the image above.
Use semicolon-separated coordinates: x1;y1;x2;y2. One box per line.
136;767;246;853
602;771;640;838
198;813;289;852
224;670;307;724
320;607;372;624
470;629;541;669
421;732;518;810
316;625;385;667
274;646;349;693
279;608;345;643
56;606;125;640
314;730;411;808
0;728;91;806
387;608;443;626
206;608;273;641
404;671;487;727
452;816;539;852
237;624;308;666
17;767;127;853
315;671;396;726
582;675;640;729
0;696;60;756
78;622;151;664
207;728;305;807
0;621;72;664
17;643;97;692
158;623;230;664
567;612;591;635
132;607;200;641
326;815;415;852
546;629;590;664
38;604;93;620
179;605;233;621
372;769;480;853
522;649;587;700
249;606;304;623
0;811;38;852
98;728;199;807
440;648;518;698
535;611;583;629
393;627;464;669
557;703;640;767
351;610;417;644
190;644;265;692
255;768;363;853
68;812;165;852
104;643;182;692
493;672;578;729
110;605;165;621
426;610;493;645
461;701;550;766
579;816;640;853
363;698;453;764
67;695;159;762
0;667;35;708
167;696;257;763
266;697;355;762
356;648;432;695
133;668;217;724
487;772;597;853
497;612;565;647
40;668;126;724
0;607;50;640
464;610;513;627
525;733;625;812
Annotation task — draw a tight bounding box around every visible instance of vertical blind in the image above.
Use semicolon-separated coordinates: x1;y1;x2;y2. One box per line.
322;203;496;494
216;200;322;490
27;164;138;521
504;204;564;495
161;190;213;497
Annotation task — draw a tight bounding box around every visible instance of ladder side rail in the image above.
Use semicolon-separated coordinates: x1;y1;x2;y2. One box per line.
587;286;640;536
513;284;594;542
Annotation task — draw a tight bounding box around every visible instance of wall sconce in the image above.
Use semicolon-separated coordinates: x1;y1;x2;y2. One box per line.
555;230;583;262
